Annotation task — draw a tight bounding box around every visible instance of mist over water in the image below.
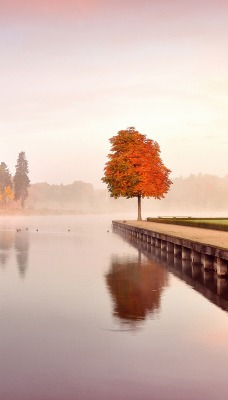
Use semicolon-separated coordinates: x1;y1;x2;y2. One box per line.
0;215;228;400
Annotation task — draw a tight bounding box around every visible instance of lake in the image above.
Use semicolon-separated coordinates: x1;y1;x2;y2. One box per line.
0;214;228;400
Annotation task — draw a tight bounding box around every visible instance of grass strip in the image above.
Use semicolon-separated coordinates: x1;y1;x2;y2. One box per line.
146;218;228;232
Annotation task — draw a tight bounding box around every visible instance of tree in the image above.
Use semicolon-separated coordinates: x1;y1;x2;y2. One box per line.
0;162;13;207
102;127;172;220
0;185;15;204
0;162;12;191
13;152;30;208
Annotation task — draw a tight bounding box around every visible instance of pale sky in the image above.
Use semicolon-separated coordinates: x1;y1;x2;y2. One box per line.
0;0;227;187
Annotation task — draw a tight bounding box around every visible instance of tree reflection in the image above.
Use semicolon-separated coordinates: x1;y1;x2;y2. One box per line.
105;251;168;327
14;232;29;278
0;231;14;268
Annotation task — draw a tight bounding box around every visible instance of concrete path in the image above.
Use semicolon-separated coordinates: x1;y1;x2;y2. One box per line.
120;220;228;250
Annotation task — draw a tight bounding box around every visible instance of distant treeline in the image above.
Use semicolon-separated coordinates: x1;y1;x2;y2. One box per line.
150;174;228;213
26;174;228;215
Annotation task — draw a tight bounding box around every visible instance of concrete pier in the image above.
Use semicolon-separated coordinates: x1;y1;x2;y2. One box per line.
182;247;191;260
191;250;202;265
113;220;228;277
201;254;214;270
174;244;182;256
167;242;174;253
214;258;228;277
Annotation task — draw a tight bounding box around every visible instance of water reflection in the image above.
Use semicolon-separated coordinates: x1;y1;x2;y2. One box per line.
105;250;169;327
0;230;30;277
14;232;30;278
115;230;228;313
0;231;14;268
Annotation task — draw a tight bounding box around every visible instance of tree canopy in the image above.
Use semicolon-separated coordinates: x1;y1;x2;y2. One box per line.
102;127;172;220
0;162;14;207
0;162;12;192
13;152;30;208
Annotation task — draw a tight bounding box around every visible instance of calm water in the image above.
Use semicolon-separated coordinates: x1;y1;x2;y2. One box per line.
0;215;228;400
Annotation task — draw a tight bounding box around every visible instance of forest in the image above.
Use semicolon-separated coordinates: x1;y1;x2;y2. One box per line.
26;174;228;215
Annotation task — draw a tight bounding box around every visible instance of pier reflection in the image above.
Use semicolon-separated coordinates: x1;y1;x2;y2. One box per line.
105;250;168;327
115;230;228;313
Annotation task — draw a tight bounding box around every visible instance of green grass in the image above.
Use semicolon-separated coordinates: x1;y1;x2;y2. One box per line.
146;217;228;231
199;219;228;225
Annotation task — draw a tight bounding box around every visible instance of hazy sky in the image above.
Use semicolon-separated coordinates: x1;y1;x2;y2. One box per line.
1;0;227;187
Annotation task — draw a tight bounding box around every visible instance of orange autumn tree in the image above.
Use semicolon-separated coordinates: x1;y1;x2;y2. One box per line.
0;186;15;207
102;127;172;220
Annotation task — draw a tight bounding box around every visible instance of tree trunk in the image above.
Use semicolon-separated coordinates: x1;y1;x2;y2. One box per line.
21;195;25;209
137;195;142;221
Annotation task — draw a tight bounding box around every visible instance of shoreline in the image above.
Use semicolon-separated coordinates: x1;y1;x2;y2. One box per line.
0;209;96;216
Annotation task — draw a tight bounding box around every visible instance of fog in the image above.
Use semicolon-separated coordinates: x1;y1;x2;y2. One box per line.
0;173;224;218
0;0;228;187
